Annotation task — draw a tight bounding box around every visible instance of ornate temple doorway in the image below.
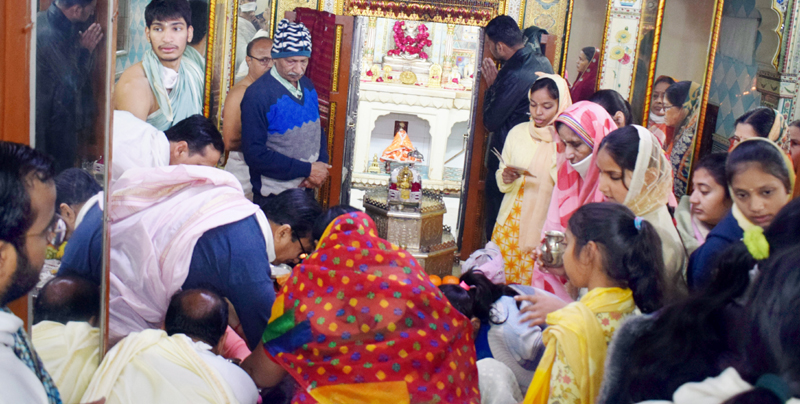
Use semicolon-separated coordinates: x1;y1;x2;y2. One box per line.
345;17;483;243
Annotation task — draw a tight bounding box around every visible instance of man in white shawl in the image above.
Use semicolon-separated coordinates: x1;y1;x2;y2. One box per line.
82;289;258;404
32;276;101;404
107;165;321;348
111;111;223;185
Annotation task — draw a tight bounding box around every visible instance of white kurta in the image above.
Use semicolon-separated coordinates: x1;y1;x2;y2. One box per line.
111;110;170;186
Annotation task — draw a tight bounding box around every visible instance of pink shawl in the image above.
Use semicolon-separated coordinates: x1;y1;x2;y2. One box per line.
531;102;618;298
108;165;271;344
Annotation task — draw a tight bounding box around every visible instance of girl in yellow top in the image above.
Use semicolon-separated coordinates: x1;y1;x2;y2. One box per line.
492;73;572;285
523;202;668;404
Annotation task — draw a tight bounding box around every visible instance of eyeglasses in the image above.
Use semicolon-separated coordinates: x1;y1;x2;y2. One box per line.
247;55;273;66
27;214;67;247
293;230;309;261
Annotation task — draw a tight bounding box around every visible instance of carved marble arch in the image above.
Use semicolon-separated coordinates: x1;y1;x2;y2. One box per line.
755;0;783;71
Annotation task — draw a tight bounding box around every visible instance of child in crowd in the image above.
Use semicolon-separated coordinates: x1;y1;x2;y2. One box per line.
688;138;794;289
599;197;800;403
523;202;666;404
674;153;732;256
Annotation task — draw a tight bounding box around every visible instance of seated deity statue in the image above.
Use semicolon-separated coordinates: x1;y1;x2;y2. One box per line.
380;123;421;162
388;164;422;204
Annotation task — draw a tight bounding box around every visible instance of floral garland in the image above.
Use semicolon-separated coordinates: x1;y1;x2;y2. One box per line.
386;21;433;60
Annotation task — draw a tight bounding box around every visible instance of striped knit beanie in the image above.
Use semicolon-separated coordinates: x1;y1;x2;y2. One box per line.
272;19;312;59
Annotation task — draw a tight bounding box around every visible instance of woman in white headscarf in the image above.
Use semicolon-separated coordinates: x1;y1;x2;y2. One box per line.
595;125;687;286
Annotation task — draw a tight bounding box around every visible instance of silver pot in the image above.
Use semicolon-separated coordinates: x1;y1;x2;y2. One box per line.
540;230;566;267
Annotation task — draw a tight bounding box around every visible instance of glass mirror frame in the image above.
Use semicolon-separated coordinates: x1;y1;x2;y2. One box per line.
560;0;611;85
593;0;725;188
205;0;240;128
26;0;116;356
99;0;239;353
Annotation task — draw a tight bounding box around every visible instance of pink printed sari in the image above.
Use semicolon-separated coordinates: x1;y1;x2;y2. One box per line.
532;102;618;298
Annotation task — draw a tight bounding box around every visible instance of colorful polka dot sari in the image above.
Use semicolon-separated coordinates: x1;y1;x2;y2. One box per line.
261;212;480;404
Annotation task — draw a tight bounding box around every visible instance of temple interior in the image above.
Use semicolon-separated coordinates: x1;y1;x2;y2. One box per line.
2;0;800;402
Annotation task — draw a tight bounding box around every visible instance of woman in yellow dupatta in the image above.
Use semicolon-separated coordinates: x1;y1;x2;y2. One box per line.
492;73;572;285
523;202;667;404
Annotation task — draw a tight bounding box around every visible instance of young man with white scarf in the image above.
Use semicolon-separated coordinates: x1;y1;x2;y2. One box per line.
115;0;204;131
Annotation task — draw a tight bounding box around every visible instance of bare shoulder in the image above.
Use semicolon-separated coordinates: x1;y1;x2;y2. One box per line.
227;82;249;105
116;62;148;88
115;62;155;119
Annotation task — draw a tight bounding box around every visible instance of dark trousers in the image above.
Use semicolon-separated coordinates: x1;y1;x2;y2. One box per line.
484;154;502;241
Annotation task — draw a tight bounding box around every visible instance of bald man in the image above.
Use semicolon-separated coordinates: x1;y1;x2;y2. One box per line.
223;36;273;199
32;276;101;403
82;289;258;404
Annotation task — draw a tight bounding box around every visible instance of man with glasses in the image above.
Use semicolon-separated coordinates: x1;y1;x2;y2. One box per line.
240;19;331;207
105;165;322;349
223;37;273;200
0;142;63;403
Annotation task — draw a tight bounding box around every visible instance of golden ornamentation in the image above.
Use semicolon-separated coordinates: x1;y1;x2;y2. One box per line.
400;70;417;85
427;64;442;88
318;101;337;208
523;0;570;72
332;24;342;92
270;0;319;37
368;154;381;174
640;0;666;121
559;0;575;75
203;0;218;117
398;166;413;200
596;0;614;85
229;0;239;86
691;0;725;187
370;65;380;82
343;0;505;27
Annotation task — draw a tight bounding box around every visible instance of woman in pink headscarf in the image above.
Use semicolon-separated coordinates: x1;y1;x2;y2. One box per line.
525;101;618;307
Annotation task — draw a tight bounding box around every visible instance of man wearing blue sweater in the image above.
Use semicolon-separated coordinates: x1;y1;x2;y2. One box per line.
240;19;330;206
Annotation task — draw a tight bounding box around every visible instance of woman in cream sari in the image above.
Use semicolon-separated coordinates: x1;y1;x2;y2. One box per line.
664;81;702;199
596;125;687;285
523;202;666;404
492;73;572;285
